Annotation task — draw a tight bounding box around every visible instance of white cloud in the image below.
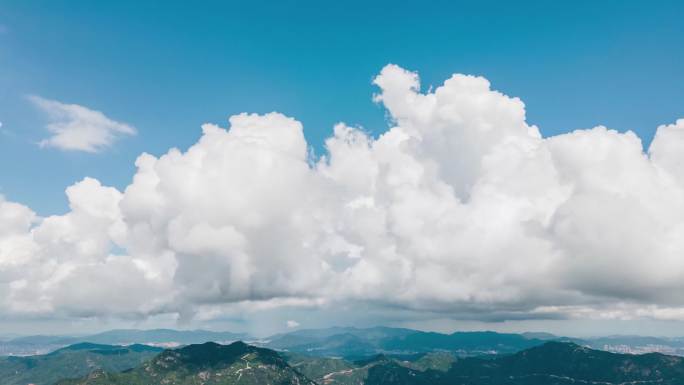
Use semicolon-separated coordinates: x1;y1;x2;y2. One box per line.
2;65;684;325
29;96;136;152
286;320;300;328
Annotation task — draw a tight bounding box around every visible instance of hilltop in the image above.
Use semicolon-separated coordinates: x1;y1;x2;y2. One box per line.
0;342;162;385
56;340;684;385
57;341;315;385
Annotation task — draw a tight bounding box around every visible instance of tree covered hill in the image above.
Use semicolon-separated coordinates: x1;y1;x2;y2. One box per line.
260;327;552;359
0;342;162;385
286;341;684;385
10;338;684;385
56;341;315;385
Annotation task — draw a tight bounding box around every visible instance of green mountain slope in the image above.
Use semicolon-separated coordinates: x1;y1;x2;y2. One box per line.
377;331;545;355
0;342;162;385
400;351;457;372
57;341;316;385
285;352;357;381
444;341;684;384
355;342;684;385
262;327;548;358
285;352;452;385
54;341;684;385
288;341;684;385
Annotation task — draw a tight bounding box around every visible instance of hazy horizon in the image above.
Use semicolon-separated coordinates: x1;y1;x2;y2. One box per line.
7;318;684;340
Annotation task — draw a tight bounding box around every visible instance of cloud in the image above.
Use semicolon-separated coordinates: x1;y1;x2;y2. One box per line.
0;121;15;138
29;96;136;152
286;320;300;328
1;65;684;325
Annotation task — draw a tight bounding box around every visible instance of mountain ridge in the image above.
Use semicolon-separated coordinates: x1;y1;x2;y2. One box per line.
56;340;684;385
57;340;316;385
0;342;162;385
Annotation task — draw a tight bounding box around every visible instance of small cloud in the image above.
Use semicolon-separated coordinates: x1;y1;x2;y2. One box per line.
28;96;136;153
0;121;11;137
286;320;300;328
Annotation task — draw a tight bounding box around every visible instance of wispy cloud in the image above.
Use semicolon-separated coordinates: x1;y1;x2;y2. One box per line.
29;96;136;153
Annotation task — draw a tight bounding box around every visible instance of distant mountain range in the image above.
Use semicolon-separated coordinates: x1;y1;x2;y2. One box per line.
5;327;684;359
0;329;248;356
54;340;684;385
259;326;551;358
82;329;248;346
257;326;684;358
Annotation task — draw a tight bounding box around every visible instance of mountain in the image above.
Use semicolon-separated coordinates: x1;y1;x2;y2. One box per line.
266;327;415;349
262;327;548;358
285;352;358;383
266;326;684;359
285;341;684;384
0;342;162;385
82;328;248;346
0;329;249;356
520;332;558;340
5;326;684;359
281;353;386;385
7;335;81;345
0;335;82;356
378;330;545;354
400;351;457;372
439;341;684;384
284;350;455;384
355;341;684;385
53;341;684;385
57;341;316;385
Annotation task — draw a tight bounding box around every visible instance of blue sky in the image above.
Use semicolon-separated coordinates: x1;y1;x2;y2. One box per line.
3;1;684;337
1;0;683;215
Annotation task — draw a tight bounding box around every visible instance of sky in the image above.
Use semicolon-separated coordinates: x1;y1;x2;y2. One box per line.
0;1;684;337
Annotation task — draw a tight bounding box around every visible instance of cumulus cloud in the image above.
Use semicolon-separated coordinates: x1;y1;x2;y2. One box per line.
286;320;300;328
2;65;684;325
29;96;136;152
